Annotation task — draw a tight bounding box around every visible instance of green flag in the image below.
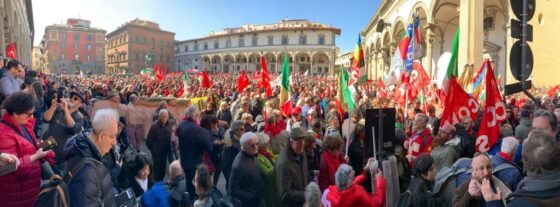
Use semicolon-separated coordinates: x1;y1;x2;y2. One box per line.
342;67;355;111
442;27;460;95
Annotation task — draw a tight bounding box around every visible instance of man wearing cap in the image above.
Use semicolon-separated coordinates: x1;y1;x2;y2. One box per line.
275;127;309;207
43;91;85;173
515;109;532;142
286;107;308;131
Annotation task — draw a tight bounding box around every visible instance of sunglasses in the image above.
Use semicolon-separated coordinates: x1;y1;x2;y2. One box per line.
72;97;80;101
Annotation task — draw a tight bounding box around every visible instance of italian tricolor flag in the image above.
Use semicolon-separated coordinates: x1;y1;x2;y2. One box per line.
280;52;292;117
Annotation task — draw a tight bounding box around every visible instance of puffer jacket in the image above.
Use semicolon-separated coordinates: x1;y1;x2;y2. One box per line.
63;132;115;206
503;171;560;207
0;113;53;207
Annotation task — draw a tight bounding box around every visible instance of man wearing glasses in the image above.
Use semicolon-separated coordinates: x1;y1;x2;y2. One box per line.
229;132;265;206
43;91;85;173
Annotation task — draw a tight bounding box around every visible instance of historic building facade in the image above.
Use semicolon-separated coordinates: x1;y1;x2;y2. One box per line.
335;51;352;70
175;19;340;74
106;19;175;74
0;0;34;66
42;18;106;74
31;46;44;71
362;0;560;87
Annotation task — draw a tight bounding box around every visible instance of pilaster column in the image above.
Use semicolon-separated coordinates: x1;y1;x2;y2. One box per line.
424;24;435;79
458;0;484;75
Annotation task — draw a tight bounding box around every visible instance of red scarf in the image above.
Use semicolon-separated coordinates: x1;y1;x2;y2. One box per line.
259;150;274;159
264;124;282;138
322;151;343;185
498;152;513;163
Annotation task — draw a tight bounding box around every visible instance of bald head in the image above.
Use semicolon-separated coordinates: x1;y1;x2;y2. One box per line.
169;160;183;178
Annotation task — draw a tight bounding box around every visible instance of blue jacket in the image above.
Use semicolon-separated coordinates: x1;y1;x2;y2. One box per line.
490;154;523;191
141;182;170;207
63;132;115;207
504;172;560;207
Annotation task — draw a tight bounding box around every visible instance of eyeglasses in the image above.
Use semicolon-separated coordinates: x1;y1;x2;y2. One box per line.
249;143;258;148
72;97;80;101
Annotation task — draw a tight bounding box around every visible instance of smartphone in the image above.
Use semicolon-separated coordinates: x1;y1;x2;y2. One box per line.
38;136;57;151
56;90;63;103
0;162;17;176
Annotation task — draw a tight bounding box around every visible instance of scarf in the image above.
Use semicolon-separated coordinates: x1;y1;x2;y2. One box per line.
259;150;274;159
498;152;513;163
264;123;283;138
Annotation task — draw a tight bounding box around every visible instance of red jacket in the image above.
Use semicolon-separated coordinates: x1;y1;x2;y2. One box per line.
322;174;386;207
0;113;52;207
319;151;345;191
404;129;433;165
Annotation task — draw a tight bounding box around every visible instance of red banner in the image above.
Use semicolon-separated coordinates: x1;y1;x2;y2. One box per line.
439;76;479;127
476;59;506;152
238;70;249;93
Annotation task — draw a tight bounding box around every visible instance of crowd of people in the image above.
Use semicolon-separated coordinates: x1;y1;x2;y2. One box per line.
0;54;559;207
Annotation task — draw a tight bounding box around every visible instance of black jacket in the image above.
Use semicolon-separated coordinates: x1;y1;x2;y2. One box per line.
146;120;172;156
504;172;560;207
63;132;115;206
177;119;213;170
228;151;264;207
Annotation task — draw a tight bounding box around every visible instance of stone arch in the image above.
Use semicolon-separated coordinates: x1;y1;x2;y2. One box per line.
247;53;261;72
312;52;330;74
294;52;311;74
223;54;234;73
211;55;221;73
409;1;431;24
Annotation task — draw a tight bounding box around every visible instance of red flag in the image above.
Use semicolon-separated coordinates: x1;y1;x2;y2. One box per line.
238;69;249;93
476;59;506;152
439;76;479;127
201;70;212;88
154;64;163;82
398;36;410;60
334;99;344;121
260;56;272;96
548;84;560;97
377;77;388;98
6;43;16;60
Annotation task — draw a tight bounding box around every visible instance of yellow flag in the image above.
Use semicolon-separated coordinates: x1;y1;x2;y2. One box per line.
458;64;474;93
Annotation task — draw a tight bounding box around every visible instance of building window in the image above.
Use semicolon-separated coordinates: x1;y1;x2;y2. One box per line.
62;54;65;60
75;33;80;40
87;44;92;50
74;54;79;61
194;43;199;51
214;40;219;49
204;42;208;50
167;55;170;62
135;53;139;60
87;34;92;41
135;35;139;43
62;32;67;40
268;35;273;45
226;39;232;48
239;36;245;47
185;45;189;52
87;55;91;62
281;35;288;45
75;43;79;49
318;34;326;45
194;58;198;62
61;43;66;48
160;40;164;46
152;38;155;47
252;34;258;46
299;34;307;45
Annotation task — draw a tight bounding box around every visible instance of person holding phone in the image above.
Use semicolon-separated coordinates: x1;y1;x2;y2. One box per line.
43;91;85;173
0;92;54;206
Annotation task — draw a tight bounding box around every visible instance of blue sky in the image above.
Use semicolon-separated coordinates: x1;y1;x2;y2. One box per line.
33;0;380;52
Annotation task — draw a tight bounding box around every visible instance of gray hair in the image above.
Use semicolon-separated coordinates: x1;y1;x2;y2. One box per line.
92;109;119;135
500;136;519;155
335;164;355;191
230;120;245;131
240;132;257;151
416;113;429;124
242;112;253;120
184;106;198;119
304;182;321;207
523;131;560;176
256;132;270;149
159;109;169;116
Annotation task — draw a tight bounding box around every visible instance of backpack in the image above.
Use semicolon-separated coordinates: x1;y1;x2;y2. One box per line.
36;158;103;207
396;190;412;207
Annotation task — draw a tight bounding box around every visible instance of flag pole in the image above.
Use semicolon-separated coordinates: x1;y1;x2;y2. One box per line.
345;102;351;157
